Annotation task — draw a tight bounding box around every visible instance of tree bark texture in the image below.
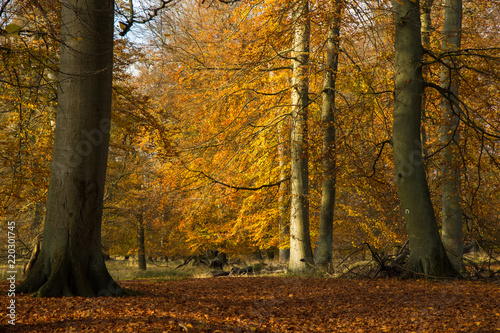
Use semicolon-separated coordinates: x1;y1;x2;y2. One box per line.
316;0;342;271
276;84;290;263
391;0;456;278
17;0;120;296
419;0;434;159
278;133;290;263
137;213;147;270
440;0;464;272
289;0;314;271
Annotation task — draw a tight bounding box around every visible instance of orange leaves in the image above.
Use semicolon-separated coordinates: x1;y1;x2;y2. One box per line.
0;3;59;234
4;278;500;332
100;0;500;258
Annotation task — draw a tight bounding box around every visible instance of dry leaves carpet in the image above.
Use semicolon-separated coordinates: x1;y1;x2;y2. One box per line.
1;277;499;332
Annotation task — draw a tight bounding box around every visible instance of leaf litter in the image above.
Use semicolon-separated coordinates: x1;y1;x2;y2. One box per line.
1;277;499;332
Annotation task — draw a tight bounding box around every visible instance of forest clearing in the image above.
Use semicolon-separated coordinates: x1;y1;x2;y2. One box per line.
2;276;500;332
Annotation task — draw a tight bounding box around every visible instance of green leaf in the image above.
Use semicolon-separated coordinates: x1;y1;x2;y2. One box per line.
5;23;21;34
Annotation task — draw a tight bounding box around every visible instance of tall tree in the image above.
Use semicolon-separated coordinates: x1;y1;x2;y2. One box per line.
289;0;314;271
277;108;291;263
316;0;342;271
440;0;464;272
17;0;120;296
419;0;434;158
136;213;147;270
391;0;456;278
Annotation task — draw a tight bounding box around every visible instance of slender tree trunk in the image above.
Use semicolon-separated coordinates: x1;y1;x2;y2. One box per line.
271;67;291;264
391;0;456;278
31;201;44;234
440;0;464;272
278;121;290;263
420;0;434;159
316;0;342;271
289;0;314;271
420;0;433;47
137;213;147;270
17;0;120;296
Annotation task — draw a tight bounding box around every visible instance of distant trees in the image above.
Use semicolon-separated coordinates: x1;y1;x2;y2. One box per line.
0;0;59;239
124;0;499;274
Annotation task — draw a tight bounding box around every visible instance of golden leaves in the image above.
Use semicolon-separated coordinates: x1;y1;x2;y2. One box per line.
4;278;500;332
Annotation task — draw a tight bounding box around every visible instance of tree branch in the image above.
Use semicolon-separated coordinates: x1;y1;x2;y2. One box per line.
186;166;289;191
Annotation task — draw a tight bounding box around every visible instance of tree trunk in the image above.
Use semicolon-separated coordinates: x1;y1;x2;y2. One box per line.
420;0;434;159
277;92;290;263
137;213;147;270
17;0;120;297
31;201;44;234
288;0;314;272
440;0;464;272
278;147;290;263
316;0;342;271
391;0;456;278
420;0;433;47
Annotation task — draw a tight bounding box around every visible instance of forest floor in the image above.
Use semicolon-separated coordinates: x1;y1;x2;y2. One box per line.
1;277;499;332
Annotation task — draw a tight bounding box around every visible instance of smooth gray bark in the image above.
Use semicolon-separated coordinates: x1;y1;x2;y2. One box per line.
316;0;342;271
17;0;120;296
440;0;464;272
420;0;434;46
420;0;434;159
289;0;314;271
391;0;456;278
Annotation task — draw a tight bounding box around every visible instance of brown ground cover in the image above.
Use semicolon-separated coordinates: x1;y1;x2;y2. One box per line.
1;277;499;332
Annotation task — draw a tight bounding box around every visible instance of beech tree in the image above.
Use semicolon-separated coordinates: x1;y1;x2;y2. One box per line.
391;0;456;278
440;0;464;272
420;0;433;156
289;0;314;271
316;0;342;271
17;0;120;296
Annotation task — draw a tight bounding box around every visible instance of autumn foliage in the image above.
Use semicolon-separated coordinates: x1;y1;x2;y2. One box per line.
1;0;499;266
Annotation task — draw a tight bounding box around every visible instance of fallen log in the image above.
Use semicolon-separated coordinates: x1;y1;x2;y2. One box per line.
210;270;230;277
230;263;268;275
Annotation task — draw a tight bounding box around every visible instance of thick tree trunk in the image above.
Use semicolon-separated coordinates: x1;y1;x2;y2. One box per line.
17;0;120;297
316;0;342;271
137;213;147;270
289;0;314;271
391;0;456;278
440;0;464;272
